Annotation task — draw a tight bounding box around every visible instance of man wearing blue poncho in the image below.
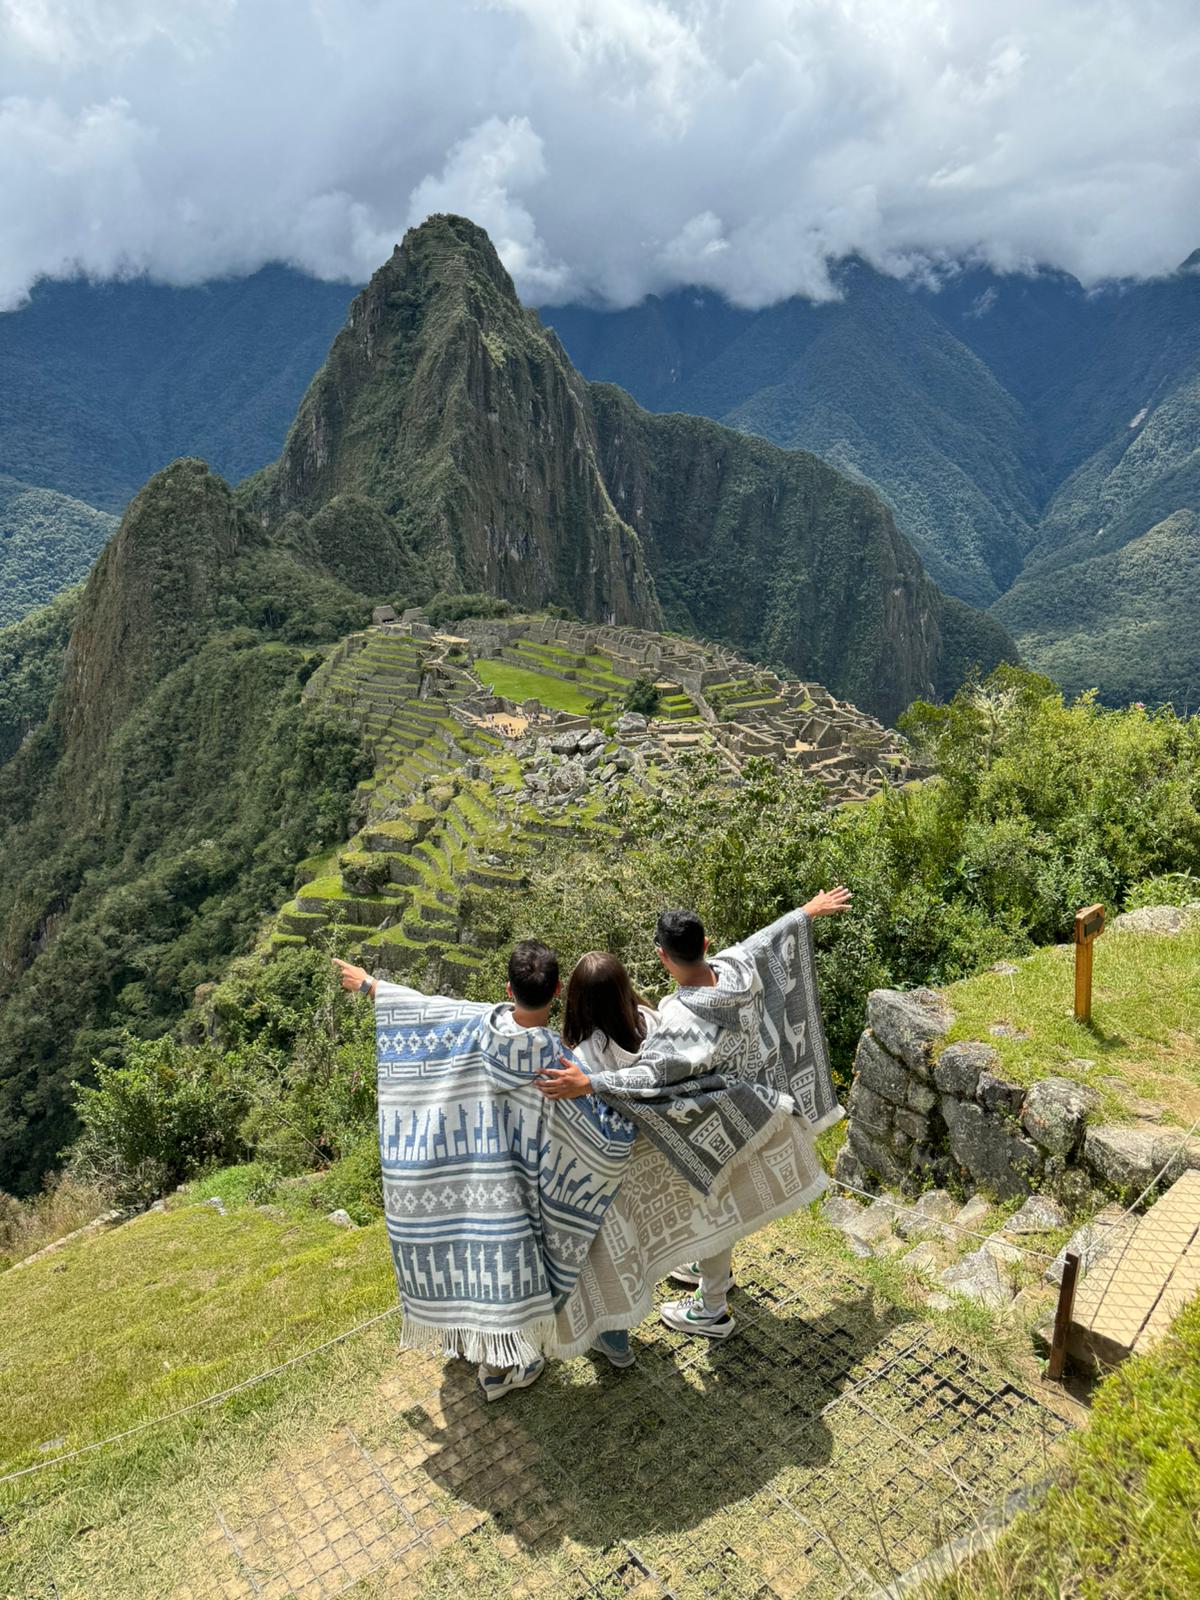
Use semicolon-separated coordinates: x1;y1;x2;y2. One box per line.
334;940;635;1402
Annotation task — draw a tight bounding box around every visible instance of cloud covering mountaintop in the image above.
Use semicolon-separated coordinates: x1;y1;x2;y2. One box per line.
2;0;1198;311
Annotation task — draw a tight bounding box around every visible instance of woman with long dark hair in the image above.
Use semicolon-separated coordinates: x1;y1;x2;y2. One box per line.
562;950;651;1064
558;951;658;1369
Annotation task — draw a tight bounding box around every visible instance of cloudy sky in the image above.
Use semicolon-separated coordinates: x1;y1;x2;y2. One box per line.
1;0;1197;311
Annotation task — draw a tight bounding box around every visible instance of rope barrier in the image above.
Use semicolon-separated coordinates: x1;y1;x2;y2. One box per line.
0;1305;400;1488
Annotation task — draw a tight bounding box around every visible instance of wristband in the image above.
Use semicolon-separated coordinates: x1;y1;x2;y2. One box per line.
358;975;374;996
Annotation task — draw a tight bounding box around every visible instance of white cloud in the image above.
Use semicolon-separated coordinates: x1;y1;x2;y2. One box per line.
0;0;1196;310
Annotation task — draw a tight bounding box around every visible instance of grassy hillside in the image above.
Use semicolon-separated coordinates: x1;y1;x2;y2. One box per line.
940;916;1200;1120
0;475;115;628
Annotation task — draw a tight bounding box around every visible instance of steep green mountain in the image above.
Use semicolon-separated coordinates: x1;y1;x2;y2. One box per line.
248;218;658;627
0;216;1010;1192
0;460;375;1192
588;384;1012;714
244;216;1008;719
549;267;1044;607
0;475;115;628
0;268;354;511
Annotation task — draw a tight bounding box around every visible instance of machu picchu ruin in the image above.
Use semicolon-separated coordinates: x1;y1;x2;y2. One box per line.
271;611;916;987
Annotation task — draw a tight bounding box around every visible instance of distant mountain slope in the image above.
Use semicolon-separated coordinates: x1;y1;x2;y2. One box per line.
551;261;1200;704
3;248;1198;703
0;269;354;511
550;268;1043;607
0;476;115;627
994;510;1200;707
589;384;1012;713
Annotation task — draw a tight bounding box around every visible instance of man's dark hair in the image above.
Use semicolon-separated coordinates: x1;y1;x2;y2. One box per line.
654;908;706;964
507;939;560;1007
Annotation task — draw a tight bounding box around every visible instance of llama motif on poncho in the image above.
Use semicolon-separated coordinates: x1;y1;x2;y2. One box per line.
585;909;842;1194
374;984;635;1367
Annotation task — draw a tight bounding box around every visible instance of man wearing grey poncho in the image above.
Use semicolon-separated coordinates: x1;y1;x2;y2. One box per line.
538;887;850;1342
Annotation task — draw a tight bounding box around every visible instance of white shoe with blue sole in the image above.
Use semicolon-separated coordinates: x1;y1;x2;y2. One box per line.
476;1357;546;1402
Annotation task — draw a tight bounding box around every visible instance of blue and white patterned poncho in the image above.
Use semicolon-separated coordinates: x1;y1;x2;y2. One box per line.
374;983;635;1367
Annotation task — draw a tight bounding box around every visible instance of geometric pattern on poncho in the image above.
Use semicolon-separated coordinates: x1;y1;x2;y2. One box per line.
586;909;842;1194
375;986;635;1367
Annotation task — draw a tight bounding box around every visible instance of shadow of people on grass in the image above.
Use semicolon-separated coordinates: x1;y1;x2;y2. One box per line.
408;1283;911;1550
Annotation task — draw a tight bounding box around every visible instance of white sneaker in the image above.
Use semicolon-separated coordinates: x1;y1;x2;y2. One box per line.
667;1261;736;1294
659;1295;736;1340
476;1357;546;1402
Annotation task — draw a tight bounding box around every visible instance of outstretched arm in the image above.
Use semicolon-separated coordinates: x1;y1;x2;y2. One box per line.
332;958;377;999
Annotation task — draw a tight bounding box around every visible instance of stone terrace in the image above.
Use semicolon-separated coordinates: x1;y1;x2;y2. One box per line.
270;613;917;988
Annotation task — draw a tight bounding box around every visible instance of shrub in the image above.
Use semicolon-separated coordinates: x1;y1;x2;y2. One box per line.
309;1131;383;1224
71;1039;251;1206
624;675;662;717
1124;871;1200;910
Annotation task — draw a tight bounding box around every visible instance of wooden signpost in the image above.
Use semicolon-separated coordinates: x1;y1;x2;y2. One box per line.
1074;903;1105;1024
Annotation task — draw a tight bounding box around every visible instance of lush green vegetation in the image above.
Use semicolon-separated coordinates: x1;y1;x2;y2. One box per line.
40;666;1200;1212
924;1296;1200;1600
624;674;662;716
0;585;79;764
460;670;1200;1072
996;508;1200;708
0;460;383;1194
0;475;115;627
0;637;370;1193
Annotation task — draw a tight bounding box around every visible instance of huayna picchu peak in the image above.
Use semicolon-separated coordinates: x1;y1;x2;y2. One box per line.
250;215;660;631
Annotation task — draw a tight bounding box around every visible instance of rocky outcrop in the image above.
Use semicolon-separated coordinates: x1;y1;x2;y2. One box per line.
60;460;252;764
835;980;1200;1207
260;215;660;629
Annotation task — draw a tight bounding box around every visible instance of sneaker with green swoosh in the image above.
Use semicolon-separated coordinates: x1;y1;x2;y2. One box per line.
659;1295;736;1340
